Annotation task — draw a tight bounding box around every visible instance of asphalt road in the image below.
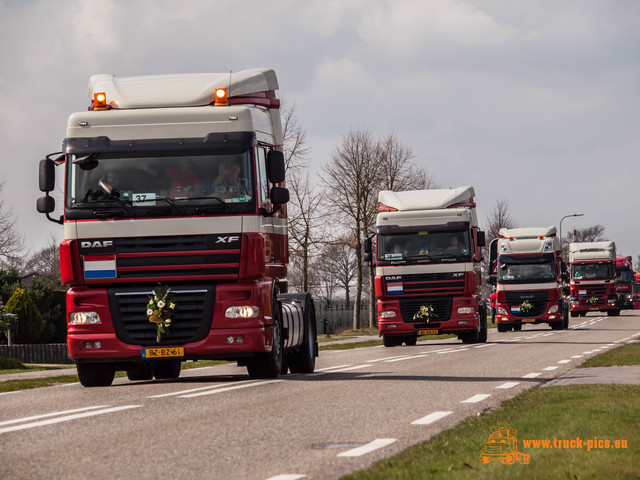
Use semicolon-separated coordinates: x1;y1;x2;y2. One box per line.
1;311;639;480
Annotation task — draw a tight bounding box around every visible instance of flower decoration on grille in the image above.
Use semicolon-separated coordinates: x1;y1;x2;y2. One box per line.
147;284;176;343
586;296;598;305
519;300;533;314
413;303;438;322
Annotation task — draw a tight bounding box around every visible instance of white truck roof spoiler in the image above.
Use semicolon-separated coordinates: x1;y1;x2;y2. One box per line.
378;186;475;211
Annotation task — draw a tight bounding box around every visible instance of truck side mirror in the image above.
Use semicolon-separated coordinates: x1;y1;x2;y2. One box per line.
39;158;55;192
36;195;55;214
477;230;486;248
563;285;570;296
487;276;496;286
267;150;285;184
363;237;372;254
270;186;289;205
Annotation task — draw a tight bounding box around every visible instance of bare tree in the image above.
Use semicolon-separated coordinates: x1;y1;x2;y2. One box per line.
0;182;25;268
376;132;437;192
482;199;518;285
24;234;61;286
287;172;324;292
561;225;607;259
281;96;311;172
321;127;380;329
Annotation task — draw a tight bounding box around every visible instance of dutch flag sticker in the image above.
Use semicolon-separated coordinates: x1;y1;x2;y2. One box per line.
83;255;117;279
387;282;403;295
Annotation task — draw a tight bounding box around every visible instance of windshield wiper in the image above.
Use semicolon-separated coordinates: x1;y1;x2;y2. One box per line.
155;197;185;215
430;253;459;259
187;196;237;213
91;197;136;218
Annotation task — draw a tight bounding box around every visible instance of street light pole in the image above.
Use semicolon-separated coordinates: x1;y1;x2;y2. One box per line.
559;213;584;259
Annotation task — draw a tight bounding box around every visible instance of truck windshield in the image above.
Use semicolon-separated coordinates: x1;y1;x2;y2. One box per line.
498;255;556;283
65;149;254;217
571;263;614;280
616;269;633;283
377;231;470;264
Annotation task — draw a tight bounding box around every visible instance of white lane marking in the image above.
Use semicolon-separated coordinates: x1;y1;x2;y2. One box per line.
180;380;282;398
310;364;373;377
543;366;558;371
522;373;541;378
148;379;262;398
266;475;307;480
496;382;520;389
0;405;142;435
368;355;411;363
337;438;397;457
315;365;351;371
384;355;428;363
473;344;496;349
0;405;109;427
539;333;555;337
461;394;491;403
571;355;584;359
436;349;469;354
411;411;453;425
422;347;458;354
557;360;572;364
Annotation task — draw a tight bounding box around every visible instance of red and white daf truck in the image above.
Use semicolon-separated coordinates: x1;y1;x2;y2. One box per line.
36;69;317;386
569;241;619;317
364;187;487;346
615;255;634;310
489;227;568;332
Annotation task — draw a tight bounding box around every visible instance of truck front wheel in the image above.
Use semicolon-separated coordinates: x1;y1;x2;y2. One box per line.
77;361;115;387
152;361;181;379
288;294;317;374
247;298;284;379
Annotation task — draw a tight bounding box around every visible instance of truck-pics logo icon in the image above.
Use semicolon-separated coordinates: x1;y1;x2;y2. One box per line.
479;422;530;465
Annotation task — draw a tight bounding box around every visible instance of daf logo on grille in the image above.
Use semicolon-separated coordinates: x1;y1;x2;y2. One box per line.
80;240;113;248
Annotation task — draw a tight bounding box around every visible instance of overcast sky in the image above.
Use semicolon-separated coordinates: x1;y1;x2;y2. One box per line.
1;0;639;263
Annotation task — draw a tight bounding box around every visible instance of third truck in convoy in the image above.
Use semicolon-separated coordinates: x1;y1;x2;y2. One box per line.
365;186;487;346
615;255;634;310
489;227;568;332
569;241;619;316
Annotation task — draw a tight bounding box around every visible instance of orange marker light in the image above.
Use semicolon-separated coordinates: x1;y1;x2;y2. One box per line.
214;88;228;106
93;92;108;110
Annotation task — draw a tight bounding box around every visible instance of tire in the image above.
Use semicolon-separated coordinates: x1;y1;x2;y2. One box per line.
478;305;488;343
563;305;570;329
551;321;563;330
383;335;401;347
77;361;115;387
247;297;283;379
513;325;522;331
126;362;153;381
288;294;317;374
580;312;587;317
152;360;181;379
497;324;509;333
570;310;577;318
404;335;418;346
608;309;620;316
460;331;479;344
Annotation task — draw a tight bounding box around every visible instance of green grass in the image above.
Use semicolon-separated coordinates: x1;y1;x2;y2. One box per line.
340;341;640;480
341;384;640;480
0;376;80;393
579;341;640;368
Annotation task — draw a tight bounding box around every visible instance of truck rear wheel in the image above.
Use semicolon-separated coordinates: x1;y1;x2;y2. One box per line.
404;335;418;346
77;361;115;387
247;297;283;379
383;335;402;347
288;294;317;374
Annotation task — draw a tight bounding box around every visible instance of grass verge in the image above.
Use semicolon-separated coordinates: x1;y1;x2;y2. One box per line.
341;384;640;480
579;341;640;368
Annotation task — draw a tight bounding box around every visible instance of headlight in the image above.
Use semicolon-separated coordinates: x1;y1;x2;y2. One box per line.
379;311;396;318
69;312;101;325
548;305;559;314
225;306;260;318
457;307;474;314
498;307;509;315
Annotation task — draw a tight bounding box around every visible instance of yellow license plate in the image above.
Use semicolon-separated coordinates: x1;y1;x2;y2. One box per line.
142;347;184;359
418;329;439;336
589;307;599;310
522;318;536;323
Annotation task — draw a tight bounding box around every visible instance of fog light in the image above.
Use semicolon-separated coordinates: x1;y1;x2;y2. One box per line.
70;311;101;325
84;342;92;349
225;306;260;318
93;341;101;349
235;336;243;343
226;336;234;344
458;320;469;325
380;311;396;318
458;307;474;314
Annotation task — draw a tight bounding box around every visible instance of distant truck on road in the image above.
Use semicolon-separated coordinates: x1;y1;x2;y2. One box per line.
569;241;619;317
364;186;487;346
489;226;568;332
615;256;634;310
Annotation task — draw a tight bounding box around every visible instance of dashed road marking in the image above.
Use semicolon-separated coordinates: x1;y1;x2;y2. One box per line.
337;438;397;457
461;394;491;403
543;366;558;371
496;382;520;389
411;411;453;425
522;372;541;378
